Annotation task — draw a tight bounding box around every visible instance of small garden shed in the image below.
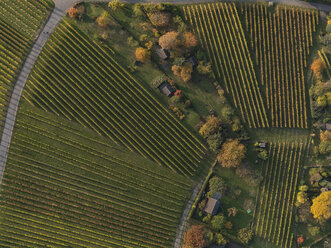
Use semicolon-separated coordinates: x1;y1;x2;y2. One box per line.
158;82;175;97
204;198;220;216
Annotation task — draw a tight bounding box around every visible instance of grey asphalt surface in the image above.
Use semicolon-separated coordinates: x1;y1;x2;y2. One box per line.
0;0;330;182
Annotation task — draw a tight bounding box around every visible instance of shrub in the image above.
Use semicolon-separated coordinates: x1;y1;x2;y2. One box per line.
299;185;309;192
149;11;171;28
207;132;223;151
197;61;212;76
135;47;151;63
311;58;326;80
133;4;144;18
317;95;327;107
296;191;308;206
211;215;225;231
180;63;193;83
319;131;331;155
96;11;111;28
67;6;84;19
307;225;320;237
217;139;246;168
172;63;193;83
202;214;212;223
237;228;253;245
215;233;227;245
139;34;148;42
199;116;221;137
127;37;139;47
183;32;198;48
224;221;232;229
108;0;124;11
258;149;268;160
207;176;224;198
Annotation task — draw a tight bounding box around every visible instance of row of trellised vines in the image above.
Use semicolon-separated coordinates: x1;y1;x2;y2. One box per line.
241;3;318;129
23;21;207;177
0;0;53;131
183;2;269;129
254;141;306;248
0;106;192;247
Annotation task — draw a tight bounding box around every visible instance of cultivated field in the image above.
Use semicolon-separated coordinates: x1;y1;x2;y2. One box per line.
24;21;207;177
0;0;53;130
254;141;307;248
0;103;193;247
242;4;318;128
183;2;269;129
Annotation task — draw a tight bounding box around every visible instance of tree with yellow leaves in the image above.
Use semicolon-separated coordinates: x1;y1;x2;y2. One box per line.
217;139;246;168
135;47;151;63
310;191;331;221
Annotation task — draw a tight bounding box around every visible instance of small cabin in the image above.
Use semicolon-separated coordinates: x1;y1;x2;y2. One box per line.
258;142;266;148
158;82;175;97
155;45;169;60
204;198;220;216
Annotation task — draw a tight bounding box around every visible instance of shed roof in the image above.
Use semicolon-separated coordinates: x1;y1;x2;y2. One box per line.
158;82;175;97
204;198;220;215
155;46;169;60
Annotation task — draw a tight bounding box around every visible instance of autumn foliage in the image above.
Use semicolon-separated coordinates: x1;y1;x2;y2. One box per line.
149;12;171;28
311;58;326;79
159;31;179;50
217;139;246;168
199;116;221;137
183;225;206;248
183;32;198;48
310;191;331;221
96;11;111;28
172;62;193;83
67;6;84;19
135;47;151;63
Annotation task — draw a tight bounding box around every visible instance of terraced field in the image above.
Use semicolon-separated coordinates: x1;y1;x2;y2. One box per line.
254;141;307;248
0;103;192;247
183;2;269;129
241;3;318;128
23;21;207;177
0;0;53;130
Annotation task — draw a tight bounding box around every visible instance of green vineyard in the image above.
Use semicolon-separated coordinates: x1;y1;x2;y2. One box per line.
183;2;269;129
24;21;207;177
0;103;192;247
241;4;318;128
0;0;53;129
254;141;306;247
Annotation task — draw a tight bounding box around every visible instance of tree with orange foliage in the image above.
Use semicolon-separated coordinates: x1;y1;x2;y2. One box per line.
183;225;206;248
67;6;84;19
183;32;198;48
217;139;246;168
135;47;151;63
311;58;326;80
159;31;178;50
